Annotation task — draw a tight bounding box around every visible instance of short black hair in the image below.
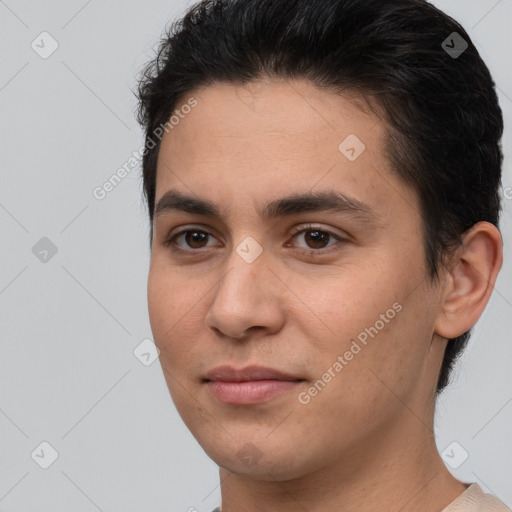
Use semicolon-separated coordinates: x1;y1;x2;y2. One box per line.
136;0;504;395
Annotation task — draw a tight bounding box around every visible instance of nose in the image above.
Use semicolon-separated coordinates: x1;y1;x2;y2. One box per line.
204;249;286;340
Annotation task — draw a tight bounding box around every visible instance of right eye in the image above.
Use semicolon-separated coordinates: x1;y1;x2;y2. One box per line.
163;228;221;252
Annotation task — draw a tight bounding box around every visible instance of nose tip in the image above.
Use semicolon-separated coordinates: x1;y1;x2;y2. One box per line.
205;262;285;342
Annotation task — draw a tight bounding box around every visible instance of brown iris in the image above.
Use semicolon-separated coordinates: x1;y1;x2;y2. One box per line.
185;231;209;248
303;229;330;249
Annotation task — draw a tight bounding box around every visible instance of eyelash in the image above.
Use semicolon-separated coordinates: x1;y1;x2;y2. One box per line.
162;224;347;256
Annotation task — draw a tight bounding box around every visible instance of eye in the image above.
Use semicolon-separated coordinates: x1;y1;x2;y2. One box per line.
163;228;220;252
162;224;347;255
288;224;346;253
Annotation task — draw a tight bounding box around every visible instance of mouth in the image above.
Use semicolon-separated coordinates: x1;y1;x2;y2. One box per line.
203;365;305;405
204;379;304;404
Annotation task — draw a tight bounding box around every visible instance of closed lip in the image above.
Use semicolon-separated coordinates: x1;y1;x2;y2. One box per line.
204;365;304;382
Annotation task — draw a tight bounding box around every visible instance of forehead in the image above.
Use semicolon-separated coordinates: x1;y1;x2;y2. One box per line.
155;79;419;225
163;79;377;152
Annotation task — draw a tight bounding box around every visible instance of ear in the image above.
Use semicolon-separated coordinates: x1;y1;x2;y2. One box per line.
434;221;503;339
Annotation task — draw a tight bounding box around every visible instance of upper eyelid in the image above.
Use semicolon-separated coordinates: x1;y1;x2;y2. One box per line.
289;223;344;236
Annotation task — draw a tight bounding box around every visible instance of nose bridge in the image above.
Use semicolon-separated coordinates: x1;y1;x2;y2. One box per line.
216;237;269;304
205;238;283;338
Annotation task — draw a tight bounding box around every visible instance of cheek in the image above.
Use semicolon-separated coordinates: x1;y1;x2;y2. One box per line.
300;304;431;443
147;269;200;418
304;262;430;386
337;286;435;406
147;265;185;355
147;267;169;342
300;268;398;345
147;262;209;372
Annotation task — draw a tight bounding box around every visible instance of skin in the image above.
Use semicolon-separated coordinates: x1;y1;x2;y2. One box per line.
147;78;503;512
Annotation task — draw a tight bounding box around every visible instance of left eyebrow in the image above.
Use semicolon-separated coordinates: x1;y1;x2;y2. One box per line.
154;189;379;224
262;190;378;223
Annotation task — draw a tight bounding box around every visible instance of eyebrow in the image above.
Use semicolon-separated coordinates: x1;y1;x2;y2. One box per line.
154;189;378;223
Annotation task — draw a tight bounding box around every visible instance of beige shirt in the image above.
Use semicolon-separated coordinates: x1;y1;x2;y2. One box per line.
441;483;511;511
211;483;511;511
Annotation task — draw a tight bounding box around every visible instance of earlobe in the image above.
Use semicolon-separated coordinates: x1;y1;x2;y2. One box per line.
434;222;503;340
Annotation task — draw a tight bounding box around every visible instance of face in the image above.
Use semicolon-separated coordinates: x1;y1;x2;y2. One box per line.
148;79;444;481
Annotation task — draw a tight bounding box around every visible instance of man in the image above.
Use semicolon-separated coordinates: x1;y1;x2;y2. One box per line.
136;0;510;510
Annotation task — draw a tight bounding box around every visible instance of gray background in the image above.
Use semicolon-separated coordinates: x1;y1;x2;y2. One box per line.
0;1;511;510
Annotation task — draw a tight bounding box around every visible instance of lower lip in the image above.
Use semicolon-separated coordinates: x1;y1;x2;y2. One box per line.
206;379;302;404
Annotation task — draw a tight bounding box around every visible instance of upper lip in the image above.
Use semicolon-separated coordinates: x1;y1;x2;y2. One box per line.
204;365;303;382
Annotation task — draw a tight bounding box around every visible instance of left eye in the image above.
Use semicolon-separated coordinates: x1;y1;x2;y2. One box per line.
288;226;343;251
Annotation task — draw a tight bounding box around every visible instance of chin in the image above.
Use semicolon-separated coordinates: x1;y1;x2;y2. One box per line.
201;437;315;481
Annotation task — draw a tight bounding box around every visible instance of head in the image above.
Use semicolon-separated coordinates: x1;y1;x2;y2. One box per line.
136;0;503;480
